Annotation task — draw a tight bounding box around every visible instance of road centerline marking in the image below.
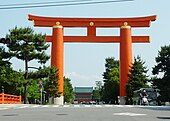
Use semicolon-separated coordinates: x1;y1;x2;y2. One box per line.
113;112;147;117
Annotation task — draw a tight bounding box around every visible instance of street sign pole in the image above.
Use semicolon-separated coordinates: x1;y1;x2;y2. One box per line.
39;80;43;105
40;88;42;105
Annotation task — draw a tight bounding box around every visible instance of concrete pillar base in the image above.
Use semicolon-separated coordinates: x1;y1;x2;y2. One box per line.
49;97;54;104
119;96;126;105
54;96;64;105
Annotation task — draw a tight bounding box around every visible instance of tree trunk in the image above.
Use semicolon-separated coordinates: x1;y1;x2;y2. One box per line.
24;58;29;104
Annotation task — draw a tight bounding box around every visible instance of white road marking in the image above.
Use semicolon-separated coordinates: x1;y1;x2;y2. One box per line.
105;105;114;107
63;105;70;108
113;112;147;117
125;105;135;108
3;104;165;110
53;105;59;107
115;105;124;107
74;105;80;107
95;105;102;108
31;105;41;108
84;105;90;107
42;105;49;108
0;108;9;110
17;105;29;109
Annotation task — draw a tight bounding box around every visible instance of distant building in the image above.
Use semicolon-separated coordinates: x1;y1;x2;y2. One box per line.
74;87;93;103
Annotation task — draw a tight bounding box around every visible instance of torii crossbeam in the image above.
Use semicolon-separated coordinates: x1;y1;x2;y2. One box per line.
28;14;156;105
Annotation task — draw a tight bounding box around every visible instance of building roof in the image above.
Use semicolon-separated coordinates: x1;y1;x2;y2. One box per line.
74;87;93;93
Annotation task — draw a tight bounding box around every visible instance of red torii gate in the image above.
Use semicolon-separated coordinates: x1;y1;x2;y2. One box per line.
28;14;156;105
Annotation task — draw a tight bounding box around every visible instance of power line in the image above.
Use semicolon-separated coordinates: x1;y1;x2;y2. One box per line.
0;0;134;10
0;0;93;7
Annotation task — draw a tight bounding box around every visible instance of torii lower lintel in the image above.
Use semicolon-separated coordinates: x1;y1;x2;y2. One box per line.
45;36;150;43
28;14;156;105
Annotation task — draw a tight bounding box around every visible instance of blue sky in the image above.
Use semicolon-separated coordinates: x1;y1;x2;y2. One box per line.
0;0;169;87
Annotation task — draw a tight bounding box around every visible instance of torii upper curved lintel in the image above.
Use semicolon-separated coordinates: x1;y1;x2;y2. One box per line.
28;14;156;27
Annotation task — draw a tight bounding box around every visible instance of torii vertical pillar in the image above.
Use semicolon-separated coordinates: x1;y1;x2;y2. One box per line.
51;25;64;105
120;22;132;104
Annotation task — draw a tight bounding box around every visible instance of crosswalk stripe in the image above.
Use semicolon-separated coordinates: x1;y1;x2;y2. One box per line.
17;105;29;109
74;105;80;107
113;112;147;116
105;105;114;107
53;105;59;107
63;105;70;108
6;105;170;109
31;105;41;108
0;108;9;110
95;105;102;107
115;105;124;107
42;105;50;108
84;105;90;107
125;105;134;108
0;104;138;110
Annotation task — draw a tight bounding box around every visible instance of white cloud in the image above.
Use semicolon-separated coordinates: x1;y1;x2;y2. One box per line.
65;72;102;87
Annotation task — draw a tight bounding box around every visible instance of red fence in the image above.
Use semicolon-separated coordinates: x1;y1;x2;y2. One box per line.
0;93;21;104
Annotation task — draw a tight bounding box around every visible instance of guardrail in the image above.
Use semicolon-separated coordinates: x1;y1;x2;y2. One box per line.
0;93;21;104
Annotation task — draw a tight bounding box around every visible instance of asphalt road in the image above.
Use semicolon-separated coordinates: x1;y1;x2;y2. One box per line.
0;104;170;121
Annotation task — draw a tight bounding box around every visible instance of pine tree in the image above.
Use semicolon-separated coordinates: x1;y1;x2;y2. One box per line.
45;67;61;98
0;46;24;95
27;66;61;103
64;77;74;103
6;27;50;103
102;57;119;104
152;45;170;102
126;56;148;104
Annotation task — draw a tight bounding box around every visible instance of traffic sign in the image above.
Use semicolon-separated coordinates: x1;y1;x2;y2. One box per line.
39;80;43;89
39;85;42;89
39;80;42;85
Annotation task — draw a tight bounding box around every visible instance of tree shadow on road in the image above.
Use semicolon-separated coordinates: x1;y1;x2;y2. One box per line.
140;106;170;111
157;116;170;120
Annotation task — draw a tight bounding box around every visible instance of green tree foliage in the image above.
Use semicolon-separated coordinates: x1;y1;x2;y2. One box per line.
27;79;41;104
20;66;60;104
93;81;102;102
6;27;50;103
0;66;24;95
44;67;61;98
30;66;61;98
126;56;148;104
0;47;11;67
152;45;170;102
102;57;119;104
0;46;24;95
64;77;74;103
0;47;10;85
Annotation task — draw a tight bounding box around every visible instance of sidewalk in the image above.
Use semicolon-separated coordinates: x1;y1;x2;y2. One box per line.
0;104;28;109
